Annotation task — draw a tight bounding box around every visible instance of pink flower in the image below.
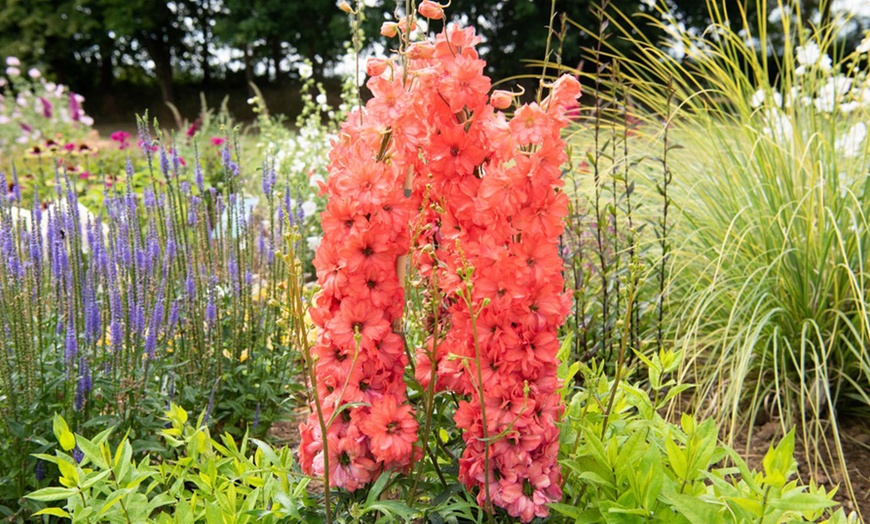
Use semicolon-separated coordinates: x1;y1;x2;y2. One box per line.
111;131;131;150
40;97;53;119
360;395;419;464
186;119;200;138
210;136;225;147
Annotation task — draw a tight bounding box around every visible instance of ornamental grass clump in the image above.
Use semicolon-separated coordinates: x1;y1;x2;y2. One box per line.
593;0;870;503
299;6;580;519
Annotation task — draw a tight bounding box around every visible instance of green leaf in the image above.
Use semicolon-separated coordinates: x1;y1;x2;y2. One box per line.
768;491;837;512
75;434;107;469
249;438;280;466
97;489;129;517
53;414;76;451
25;486;77;502
80;469;113;490
366;471;392;505
665;436;688;481
56;459;79;484
762;430;795;487
659;490;720;524
33;507;72;518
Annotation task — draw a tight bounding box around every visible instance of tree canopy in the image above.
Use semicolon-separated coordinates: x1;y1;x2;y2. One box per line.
0;0;864;109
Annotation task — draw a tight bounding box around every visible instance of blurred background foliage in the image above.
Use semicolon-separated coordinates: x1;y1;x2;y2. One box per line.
1;0;867;126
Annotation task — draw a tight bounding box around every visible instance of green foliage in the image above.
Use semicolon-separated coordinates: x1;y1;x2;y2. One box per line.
569;0;870;506
26;408;317;523
555;352;858;524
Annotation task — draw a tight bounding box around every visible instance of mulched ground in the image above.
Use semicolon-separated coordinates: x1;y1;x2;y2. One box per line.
269;410;870;521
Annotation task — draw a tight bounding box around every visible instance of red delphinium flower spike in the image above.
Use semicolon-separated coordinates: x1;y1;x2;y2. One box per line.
403;24;581;522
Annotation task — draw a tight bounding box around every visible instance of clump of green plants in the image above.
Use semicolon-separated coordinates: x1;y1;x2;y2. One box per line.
0;118;306;517
556;346;859;524
26;406;318;522
581;0;870;509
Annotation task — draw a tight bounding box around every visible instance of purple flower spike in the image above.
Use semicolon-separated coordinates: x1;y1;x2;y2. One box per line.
159;148;170;177
64;320;77;369
168;300;179;330
74;355;91;411
195;161;204;192
205;288;216;328
11;164;21;202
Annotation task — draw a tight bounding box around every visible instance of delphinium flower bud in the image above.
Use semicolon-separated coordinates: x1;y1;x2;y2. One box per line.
490;90;513;110
418;0;445;19
366;58;390;77
381;22;399;38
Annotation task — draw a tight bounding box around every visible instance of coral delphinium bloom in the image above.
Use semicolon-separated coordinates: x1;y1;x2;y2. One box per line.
405;23;580;522
299;59;419;492
302;14;579;519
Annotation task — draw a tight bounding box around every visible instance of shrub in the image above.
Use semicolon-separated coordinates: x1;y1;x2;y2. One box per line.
26;407;318;522
555;347;859;524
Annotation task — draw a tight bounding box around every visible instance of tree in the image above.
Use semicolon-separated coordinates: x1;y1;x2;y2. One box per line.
214;0;350;82
99;0;187;103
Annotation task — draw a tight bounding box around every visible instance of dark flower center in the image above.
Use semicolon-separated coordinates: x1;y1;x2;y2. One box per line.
523;480;535;498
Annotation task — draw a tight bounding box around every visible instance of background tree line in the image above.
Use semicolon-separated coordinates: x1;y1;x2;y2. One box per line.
0;0;864;122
